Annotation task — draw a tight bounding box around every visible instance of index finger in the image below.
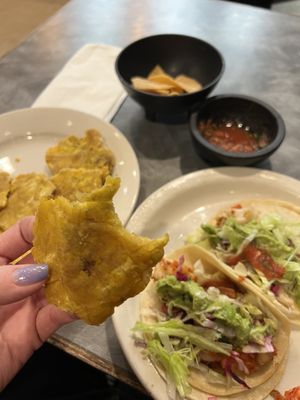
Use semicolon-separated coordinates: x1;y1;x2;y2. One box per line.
0;216;35;264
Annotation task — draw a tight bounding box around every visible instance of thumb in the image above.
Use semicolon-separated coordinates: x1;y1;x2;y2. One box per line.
0;264;48;305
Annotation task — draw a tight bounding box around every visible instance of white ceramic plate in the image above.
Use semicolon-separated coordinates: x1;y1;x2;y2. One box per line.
113;167;300;399
0;107;140;224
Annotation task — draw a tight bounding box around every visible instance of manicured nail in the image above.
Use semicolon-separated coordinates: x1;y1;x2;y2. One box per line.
13;264;48;286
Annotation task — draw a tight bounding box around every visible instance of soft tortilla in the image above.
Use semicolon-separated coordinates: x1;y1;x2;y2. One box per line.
204;198;300;327
139;244;290;398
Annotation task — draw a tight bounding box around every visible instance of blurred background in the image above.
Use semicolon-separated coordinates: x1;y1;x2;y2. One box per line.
0;0;299;59
0;0;69;58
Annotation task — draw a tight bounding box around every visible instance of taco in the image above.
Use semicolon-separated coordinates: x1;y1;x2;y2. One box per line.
187;199;300;326
133;244;290;399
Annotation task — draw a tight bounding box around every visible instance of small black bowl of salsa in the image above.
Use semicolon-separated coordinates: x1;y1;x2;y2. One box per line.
189;94;285;166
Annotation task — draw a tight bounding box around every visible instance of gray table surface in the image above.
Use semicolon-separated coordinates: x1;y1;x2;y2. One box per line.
0;0;300;393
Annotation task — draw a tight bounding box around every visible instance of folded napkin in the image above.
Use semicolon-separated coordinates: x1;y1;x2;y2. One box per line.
32;44;126;121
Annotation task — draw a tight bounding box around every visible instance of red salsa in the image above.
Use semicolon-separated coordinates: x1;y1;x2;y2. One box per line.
198;119;269;153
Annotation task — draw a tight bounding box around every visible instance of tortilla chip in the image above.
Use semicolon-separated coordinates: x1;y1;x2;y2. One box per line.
51;167;109;201
32;176;169;325
131;77;174;93
0;171;11;210
148;74;184;93
0;173;55;232
148;65;166;78
175;74;203;93
46;129;115;174
131;64;202;96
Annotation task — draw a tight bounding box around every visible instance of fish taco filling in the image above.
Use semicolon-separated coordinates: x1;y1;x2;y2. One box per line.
187;201;300;315
133;246;284;398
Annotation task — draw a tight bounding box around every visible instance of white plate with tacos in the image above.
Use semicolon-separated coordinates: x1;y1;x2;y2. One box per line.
113;167;300;400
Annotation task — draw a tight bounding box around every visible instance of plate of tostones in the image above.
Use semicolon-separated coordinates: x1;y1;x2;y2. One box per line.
0;107;140;229
32;175;168;325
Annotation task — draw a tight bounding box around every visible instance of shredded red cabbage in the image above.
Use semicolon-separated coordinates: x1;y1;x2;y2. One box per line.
230;370;251;389
176;255;189;281
230;352;249;374
176;271;189;281
242;336;274;354
223;357;250;389
270;283;280;297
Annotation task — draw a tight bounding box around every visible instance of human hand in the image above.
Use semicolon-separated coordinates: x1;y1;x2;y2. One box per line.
0;216;75;391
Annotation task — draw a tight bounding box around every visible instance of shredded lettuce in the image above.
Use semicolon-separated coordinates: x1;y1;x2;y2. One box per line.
133;270;278;398
188;213;299;259
146;339;192;398
187;212;300;306
132;319;230;398
133;319;231;355
155;276;275;347
284;264;300;306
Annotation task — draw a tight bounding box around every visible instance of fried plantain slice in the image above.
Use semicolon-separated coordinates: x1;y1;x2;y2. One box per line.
51;167;110;201
0;171;11;210
32;177;169;325
0;173;55;232
45;129;115;174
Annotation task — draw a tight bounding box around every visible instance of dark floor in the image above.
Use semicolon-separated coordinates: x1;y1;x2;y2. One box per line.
224;0;288;8
1;343;151;400
224;0;272;7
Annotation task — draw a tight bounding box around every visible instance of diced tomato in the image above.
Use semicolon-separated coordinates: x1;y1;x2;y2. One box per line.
270;390;284;400
226;244;284;280
284;386;300;399
271;387;300;400
243;244;285;280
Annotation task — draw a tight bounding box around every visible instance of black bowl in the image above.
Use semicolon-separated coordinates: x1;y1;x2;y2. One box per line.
115;34;224;123
189;94;286;166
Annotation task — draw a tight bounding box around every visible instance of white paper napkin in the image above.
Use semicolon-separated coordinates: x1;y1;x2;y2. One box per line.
32;44;126;121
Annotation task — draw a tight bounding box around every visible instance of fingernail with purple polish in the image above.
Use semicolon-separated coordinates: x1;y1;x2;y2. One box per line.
13;264;48;286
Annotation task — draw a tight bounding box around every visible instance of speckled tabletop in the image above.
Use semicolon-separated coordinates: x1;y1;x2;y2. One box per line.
0;0;299;392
